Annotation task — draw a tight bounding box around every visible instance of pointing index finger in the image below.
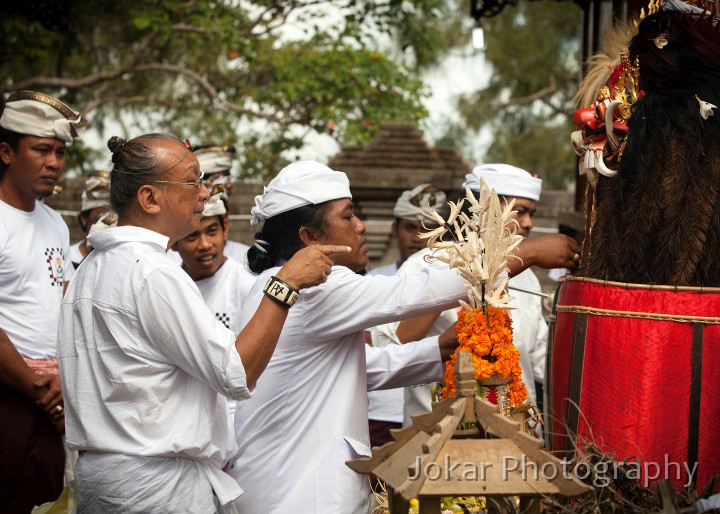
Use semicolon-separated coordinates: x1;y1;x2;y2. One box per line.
316;245;351;255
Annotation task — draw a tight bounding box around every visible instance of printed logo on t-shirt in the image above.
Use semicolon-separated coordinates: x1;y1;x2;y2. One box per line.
45;247;66;286
216;313;231;329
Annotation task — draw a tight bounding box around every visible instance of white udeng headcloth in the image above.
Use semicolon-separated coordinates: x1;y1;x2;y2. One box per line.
202;188;228;217
251;160;351;225
194;146;235;174
80;171;111;212
0;91;86;143
203;176;230;206
463;163;542;202
393;183;447;220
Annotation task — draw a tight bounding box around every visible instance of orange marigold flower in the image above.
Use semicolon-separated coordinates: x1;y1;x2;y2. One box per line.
439;306;528;406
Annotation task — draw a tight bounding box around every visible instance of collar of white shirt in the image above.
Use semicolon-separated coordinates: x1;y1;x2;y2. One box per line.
87;225;170;252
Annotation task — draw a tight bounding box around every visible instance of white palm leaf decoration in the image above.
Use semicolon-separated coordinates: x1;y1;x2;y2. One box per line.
419;179;523;311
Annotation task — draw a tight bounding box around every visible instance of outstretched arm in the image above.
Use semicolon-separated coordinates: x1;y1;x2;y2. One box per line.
395;312;442;344
235;244;350;388
508;234;580;277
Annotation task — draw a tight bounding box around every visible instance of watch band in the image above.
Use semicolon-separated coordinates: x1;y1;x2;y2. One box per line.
263;276;300;308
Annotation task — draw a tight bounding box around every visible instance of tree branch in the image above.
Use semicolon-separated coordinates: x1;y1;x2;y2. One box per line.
12;31;160;91
171;23;207;34
133;63;286;124
498;74;557;109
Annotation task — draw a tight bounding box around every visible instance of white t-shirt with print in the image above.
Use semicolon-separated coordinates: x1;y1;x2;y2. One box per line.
0;199;73;359
193;256;257;338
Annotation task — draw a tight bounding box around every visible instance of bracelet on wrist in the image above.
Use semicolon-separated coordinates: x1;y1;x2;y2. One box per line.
263;276;300;308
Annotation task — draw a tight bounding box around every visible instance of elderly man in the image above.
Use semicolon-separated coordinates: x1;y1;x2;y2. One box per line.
58;135;348;512
0;91;85;512
67;170;111;268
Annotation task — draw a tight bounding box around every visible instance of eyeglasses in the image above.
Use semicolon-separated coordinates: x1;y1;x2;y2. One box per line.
154;171;205;191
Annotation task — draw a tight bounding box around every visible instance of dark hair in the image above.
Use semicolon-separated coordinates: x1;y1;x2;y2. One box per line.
0;128;22;179
247;202;332;274
108;133;180;215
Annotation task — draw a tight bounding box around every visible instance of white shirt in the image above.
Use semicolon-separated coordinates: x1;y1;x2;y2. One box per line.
366;326;406;424
223;240;249;265
368;261;398;277
229;264;466;514
397;249;458;425
193;255;258;422
222;240;257;304
367;259;404;423
58;226;250;507
0;199;73;359
194;256;257;336
68;240;85;269
168;239;256;300
507;268;548;404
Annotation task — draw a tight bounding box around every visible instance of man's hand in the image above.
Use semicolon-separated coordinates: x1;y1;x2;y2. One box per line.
34;374;63;418
510;234;581;276
34;374;65;433
48;412;65;434
438;322;458;362
276;245;351;289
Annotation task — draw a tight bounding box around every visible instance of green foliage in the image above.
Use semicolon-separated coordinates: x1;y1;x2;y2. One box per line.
455;1;583;188
1;0;454;178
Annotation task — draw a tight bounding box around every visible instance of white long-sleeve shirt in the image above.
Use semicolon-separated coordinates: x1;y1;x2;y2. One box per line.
58;226;250;509
229;264;466;514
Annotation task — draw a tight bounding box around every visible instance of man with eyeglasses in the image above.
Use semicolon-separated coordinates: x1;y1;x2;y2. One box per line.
57;133;349;512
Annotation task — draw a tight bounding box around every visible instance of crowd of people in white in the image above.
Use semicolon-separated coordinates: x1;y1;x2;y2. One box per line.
0;91;581;513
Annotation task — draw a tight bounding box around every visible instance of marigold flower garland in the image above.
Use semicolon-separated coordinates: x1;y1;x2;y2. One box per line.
438;306;528;406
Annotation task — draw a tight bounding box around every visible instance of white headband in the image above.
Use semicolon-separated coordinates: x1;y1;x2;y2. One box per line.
80;172;111;212
463;163;542;202
86;211;119;251
251;160;351;225
195;146;235;175
393;184;447;220
202;189;227;217
0;91;86;143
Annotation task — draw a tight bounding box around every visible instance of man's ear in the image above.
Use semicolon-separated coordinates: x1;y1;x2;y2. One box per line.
298;226;320;246
136;184;163;215
390;221;398;238
0;142;13;166
222;215;230;241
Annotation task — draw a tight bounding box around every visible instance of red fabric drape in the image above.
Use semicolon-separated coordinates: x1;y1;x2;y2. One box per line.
549;278;720;489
